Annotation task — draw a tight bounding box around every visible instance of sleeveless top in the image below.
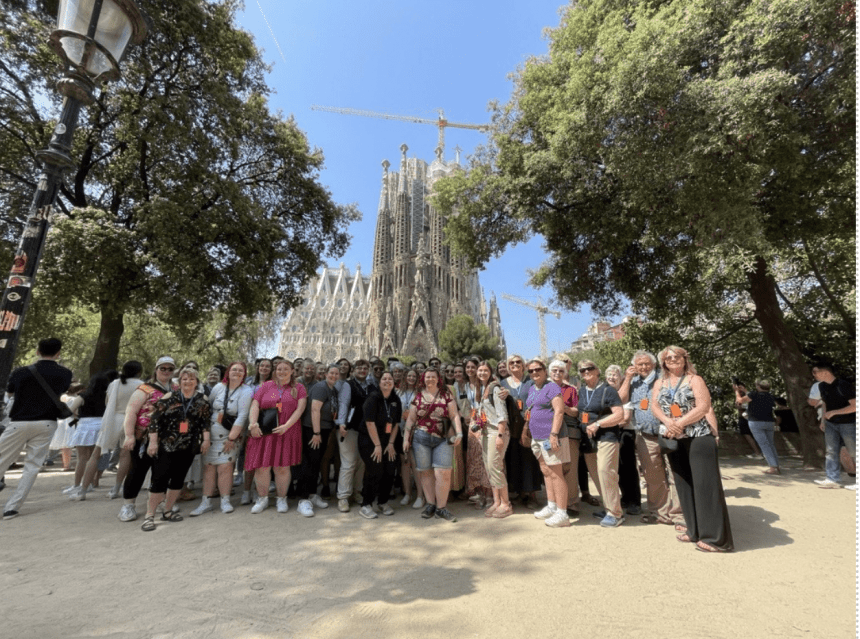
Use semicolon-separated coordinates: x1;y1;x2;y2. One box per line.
412;390;449;436
656;377;710;438
134;383;172;440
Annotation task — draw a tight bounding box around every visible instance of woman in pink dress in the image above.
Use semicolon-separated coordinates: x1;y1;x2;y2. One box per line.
246;360;306;514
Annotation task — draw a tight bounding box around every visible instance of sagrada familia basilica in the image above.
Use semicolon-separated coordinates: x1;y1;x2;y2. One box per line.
278;143;505;363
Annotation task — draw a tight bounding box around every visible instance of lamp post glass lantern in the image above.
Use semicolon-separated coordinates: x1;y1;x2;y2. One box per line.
0;0;146;401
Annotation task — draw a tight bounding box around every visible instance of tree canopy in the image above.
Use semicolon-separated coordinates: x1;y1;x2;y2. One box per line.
433;0;854;464
0;0;358;375
438;315;504;364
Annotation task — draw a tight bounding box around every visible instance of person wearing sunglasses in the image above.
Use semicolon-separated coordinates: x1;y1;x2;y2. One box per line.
652;346;733;552
498;354;543;510
117;357;178;523
576;359;625;527
524;359;570;527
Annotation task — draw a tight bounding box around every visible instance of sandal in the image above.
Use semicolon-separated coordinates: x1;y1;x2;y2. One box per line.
677;533;692;543
161;510;183;522
583;495;600;507
674;524;687;533
141;516;156;532
492;505;513;519
695;540;728;553
484;503;499;517
640;514;658;524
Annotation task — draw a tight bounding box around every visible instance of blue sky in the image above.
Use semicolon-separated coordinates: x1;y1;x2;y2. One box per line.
236;1;619;359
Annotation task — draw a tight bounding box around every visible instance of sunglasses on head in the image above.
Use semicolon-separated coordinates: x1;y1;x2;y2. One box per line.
578;366;596;374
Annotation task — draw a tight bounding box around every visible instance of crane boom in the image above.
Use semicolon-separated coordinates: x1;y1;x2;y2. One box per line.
501;294;561;361
310;105;489;154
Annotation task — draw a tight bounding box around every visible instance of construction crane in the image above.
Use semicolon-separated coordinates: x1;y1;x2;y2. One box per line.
310;105;489;157
501;294;561;362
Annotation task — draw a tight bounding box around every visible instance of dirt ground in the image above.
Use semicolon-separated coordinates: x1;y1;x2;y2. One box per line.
0;453;855;639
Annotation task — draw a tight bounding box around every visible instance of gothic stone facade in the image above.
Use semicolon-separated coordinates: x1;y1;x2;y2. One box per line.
279;144;504;363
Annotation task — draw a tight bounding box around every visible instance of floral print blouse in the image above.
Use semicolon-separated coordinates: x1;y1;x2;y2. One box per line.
149;391;212;452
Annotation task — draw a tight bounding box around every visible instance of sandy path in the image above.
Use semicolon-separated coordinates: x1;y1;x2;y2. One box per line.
0;455;854;639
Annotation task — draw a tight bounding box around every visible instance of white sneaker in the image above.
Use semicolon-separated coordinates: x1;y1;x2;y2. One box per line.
221;496;234;513
107;484;122;499
337;498;350;513
381;503;395;516
276;497;289;513
545;509;571;528
309;494;329;509
70;486;86;501
297;499;314;517
240;491;252;505
190;497;213;517
251;496;269;513
845;484;857;491
412;496;425;509
400;494;411;506
814;478;843;488
359;505;378;519
534;504;557;520
118;504;137;522
61;485;78;495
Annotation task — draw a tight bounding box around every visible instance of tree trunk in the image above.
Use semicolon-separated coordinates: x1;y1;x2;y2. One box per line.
89;308;124;377
746;256;823;468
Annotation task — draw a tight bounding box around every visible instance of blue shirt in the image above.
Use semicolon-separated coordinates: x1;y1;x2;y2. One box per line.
629;371;661;436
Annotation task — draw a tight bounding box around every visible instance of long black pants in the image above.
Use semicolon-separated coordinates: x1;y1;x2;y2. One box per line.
618;429;642;507
358;431;397;506
297;427;328;499
668;435;734;550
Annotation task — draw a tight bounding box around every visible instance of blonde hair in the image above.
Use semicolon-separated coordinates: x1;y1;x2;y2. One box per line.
657;346;697;376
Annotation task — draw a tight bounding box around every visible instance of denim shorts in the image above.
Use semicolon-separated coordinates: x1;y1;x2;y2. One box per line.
412;429;453;471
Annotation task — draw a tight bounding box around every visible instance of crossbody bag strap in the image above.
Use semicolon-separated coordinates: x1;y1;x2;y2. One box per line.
27;364;69;415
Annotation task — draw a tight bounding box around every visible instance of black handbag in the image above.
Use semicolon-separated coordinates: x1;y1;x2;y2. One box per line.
260;408;279;434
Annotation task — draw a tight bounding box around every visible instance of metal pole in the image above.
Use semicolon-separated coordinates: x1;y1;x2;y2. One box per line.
0;76;91;404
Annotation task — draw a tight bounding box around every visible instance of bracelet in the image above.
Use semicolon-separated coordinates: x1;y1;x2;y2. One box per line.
374;444;381;448
313;431;321;435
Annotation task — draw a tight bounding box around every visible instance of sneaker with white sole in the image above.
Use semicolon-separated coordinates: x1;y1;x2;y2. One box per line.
814;478;843;488
412;496;425;509
71;487;86;501
190;497;213;517
338;498;350;513
240;491;252;505
309;494;329;509
599;513;625;527
107;485;122;499
534;504;556;520
359;505;378;519
380;503;395;516
251;496;269;514
221;496;234;513
276;497;289;513
545;509;571;528
61;485;78;495
118;504;137;522
297;499;314;517
400;494;411;506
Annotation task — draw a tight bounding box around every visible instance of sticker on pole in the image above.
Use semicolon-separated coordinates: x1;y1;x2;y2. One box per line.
7;276;32;288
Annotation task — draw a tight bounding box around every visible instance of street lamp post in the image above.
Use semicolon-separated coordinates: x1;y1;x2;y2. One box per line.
0;0;146;398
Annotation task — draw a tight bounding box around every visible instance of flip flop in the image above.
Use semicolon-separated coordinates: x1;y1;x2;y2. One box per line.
695;541;728;553
677;533;692;543
674;524;687;532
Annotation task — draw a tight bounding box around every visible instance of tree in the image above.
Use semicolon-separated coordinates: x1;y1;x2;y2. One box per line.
0;0;358;376
434;0;854;465
438;315;504;364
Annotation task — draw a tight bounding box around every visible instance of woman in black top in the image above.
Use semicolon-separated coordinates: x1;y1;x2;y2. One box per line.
67;371;116;499
735;379;779;474
140;368;211;531
358;372;402;519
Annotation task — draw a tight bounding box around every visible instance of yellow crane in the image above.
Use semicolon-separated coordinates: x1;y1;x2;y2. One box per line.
500;294;561;362
310;105;489;156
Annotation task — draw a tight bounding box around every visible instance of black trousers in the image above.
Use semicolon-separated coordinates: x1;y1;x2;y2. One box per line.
618;429;642;507
668;435;734;550
297;427;328;499
505;438;543;494
358;431;397;506
124;439;155;500
149;447;196;493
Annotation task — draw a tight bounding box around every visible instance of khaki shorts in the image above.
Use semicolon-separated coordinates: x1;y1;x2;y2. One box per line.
531;437;571;466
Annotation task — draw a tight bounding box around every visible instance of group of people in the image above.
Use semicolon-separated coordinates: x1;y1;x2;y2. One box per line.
0;338;853;555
